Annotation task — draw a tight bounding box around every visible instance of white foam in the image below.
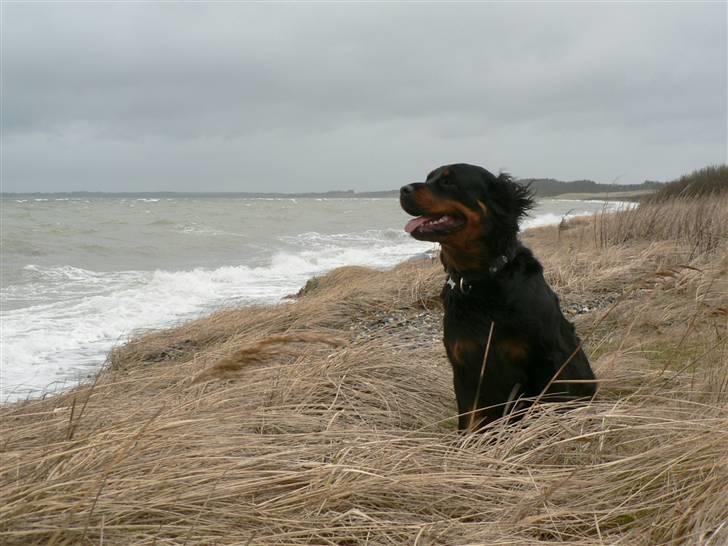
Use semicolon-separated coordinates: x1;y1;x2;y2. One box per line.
0;231;433;402
523;200;631;229
523;211;597;229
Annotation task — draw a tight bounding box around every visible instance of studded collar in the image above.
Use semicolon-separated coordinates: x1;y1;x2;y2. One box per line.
446;254;510;295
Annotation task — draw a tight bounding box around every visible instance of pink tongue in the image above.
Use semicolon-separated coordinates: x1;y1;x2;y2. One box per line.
404;216;433;233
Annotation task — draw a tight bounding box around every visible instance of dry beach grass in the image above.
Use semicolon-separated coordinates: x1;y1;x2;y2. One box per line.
1;192;727;545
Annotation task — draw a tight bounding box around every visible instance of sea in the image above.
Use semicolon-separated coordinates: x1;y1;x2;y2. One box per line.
1;195;620;403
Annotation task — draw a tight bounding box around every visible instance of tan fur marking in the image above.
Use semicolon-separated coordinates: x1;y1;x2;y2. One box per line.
498;338;528;361
447;339;480;366
409;187;489;271
409;187;457;215
440;202;486;271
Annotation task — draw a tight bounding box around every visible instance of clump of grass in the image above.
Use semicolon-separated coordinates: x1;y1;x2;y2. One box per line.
646;164;728;203
1;192;727;545
592;194;727;257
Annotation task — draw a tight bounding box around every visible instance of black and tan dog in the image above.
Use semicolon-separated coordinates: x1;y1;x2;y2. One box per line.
400;163;596;431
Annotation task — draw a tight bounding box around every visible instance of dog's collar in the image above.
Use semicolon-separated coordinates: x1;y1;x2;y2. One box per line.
446;254;510;295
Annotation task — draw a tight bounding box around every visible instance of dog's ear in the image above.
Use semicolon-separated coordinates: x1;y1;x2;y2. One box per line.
494;173;535;221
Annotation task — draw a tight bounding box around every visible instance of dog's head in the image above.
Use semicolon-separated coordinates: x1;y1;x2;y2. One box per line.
400;163;534;270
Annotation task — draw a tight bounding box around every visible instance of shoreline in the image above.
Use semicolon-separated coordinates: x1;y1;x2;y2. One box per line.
6;220;631;410
1;200;623;405
2;198;726;544
0;198;709;409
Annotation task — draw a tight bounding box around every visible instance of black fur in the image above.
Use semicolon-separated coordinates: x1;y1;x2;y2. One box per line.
401;163;597;430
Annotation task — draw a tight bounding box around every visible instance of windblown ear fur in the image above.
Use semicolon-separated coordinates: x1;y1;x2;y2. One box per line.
495;173;535;221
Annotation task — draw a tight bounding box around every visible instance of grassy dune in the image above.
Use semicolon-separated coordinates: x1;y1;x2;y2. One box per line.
645;165;728;203
1;194;727;545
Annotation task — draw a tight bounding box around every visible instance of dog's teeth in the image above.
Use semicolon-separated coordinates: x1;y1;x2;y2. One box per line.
424;215;452;228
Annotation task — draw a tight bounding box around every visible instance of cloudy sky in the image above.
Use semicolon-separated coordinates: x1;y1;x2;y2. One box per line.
2;2;726;193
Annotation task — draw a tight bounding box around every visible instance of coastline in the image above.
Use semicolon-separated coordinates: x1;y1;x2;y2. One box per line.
1;197;624;404
1;198;726;544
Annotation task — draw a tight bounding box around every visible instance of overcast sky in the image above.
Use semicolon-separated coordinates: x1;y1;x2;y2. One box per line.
2;2;726;193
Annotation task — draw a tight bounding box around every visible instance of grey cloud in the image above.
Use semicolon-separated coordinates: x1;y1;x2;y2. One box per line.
2;2;726;192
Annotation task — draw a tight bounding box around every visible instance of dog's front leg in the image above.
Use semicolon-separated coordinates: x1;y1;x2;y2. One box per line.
452;366;480;431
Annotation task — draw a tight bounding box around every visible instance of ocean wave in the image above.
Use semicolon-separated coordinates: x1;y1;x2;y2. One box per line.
22;264;117;282
175;223;249;238
2;266;148;309
0;236;433;402
523;211;595;229
280;228;409;248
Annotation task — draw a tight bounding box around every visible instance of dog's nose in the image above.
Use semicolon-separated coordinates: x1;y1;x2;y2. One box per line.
400;184;415;195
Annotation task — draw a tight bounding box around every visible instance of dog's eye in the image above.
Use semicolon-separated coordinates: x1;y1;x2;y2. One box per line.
439;178;456;190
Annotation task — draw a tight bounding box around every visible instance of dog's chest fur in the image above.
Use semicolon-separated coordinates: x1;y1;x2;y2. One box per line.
442;281;533;368
440;248;555;390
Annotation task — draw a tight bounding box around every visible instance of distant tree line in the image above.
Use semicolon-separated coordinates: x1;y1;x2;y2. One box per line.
11;169;726;200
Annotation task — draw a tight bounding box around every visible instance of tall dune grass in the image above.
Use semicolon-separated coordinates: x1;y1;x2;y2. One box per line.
646;164;728;203
593;195;727;257
1;195;727;545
